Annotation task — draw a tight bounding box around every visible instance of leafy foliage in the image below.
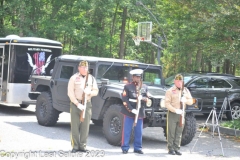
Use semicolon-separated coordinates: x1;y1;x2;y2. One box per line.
0;0;239;76
221;120;240;130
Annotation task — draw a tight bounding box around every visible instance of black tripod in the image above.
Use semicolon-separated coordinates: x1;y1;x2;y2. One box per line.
190;97;224;156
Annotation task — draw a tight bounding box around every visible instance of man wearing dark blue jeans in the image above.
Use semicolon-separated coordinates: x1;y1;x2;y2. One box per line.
121;69;149;154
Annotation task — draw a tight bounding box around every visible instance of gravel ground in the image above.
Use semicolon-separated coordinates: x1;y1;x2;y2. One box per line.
0;105;239;160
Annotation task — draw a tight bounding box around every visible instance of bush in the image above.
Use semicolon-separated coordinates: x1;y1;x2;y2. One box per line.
221;120;240;130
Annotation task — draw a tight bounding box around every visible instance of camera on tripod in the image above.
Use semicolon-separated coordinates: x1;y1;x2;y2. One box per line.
191;96;225;156
213;97;217;107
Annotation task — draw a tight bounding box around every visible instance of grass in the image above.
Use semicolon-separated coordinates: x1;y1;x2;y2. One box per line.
220;119;240;130
220;119;240;142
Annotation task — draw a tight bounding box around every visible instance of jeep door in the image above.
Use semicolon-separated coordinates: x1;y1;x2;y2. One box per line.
208;77;232;110
186;77;212;113
51;63;76;112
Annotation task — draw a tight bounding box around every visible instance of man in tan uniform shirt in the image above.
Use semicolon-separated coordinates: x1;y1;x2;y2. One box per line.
165;74;194;155
68;60;98;153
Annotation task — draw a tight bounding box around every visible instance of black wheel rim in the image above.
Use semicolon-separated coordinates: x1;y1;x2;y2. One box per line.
39;101;47;118
110;116;121;135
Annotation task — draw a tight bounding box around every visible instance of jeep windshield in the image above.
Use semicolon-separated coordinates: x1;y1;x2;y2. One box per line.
97;64;162;86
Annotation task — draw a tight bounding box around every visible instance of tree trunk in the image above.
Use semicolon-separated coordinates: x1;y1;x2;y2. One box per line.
208;61;212;72
225;59;230;74
186;52;192;72
232;64;235;75
19;1;25;36
119;7;127;59
216;67;220;73
110;2;119;55
195;49;202;72
0;0;4;36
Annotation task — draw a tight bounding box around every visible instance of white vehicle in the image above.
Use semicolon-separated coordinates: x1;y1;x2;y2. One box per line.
0;35;62;108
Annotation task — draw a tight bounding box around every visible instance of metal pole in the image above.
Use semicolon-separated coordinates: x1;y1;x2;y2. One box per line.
157;36;162;65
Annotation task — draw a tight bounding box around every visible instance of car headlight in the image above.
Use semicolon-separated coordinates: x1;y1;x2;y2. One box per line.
160;98;165;108
146;98;152;107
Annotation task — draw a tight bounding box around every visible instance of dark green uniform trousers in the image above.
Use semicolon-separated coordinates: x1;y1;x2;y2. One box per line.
167;111;184;151
70;102;92;150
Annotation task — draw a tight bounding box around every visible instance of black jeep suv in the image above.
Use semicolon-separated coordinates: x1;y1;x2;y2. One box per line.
29;55;198;146
165;73;240;120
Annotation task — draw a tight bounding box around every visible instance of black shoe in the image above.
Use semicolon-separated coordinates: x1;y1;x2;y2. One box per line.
122;150;128;154
79;149;89;152
174;150;182;155
134;150;144;154
71;149;79;153
168;150;175;155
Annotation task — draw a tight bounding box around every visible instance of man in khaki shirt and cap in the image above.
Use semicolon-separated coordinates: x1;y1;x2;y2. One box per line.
68;60;98;153
165;74;194;155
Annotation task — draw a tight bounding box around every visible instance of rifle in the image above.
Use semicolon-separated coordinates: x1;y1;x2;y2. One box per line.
179;81;184;127
80;73;89;122
134;80;142;127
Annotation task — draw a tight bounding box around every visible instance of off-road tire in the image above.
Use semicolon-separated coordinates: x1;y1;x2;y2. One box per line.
162;112;196;146
163;126;167;138
20;104;29;108
103;104;123;146
226;102;240;120
102;104;135;146
36;91;59;126
181;112;196;146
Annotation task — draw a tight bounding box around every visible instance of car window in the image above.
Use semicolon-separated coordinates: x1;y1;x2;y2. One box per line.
60;66;74;79
97;64;129;82
188;78;209;88
232;78;240;86
165;75;192;87
165;75;175;86
209;78;231;88
96;64;162;85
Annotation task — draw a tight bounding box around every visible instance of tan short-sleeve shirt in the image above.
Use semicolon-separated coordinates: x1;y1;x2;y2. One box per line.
68;73;98;105
165;85;193;113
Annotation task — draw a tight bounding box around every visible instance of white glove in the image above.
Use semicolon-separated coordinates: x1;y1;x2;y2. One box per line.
180;97;187;103
175;109;183;115
138;95;143;101
77;103;86;110
131;109;138;115
84;88;91;95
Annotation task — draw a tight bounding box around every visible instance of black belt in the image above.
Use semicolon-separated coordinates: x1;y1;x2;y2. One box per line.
77;99;83;103
77;99;90;103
